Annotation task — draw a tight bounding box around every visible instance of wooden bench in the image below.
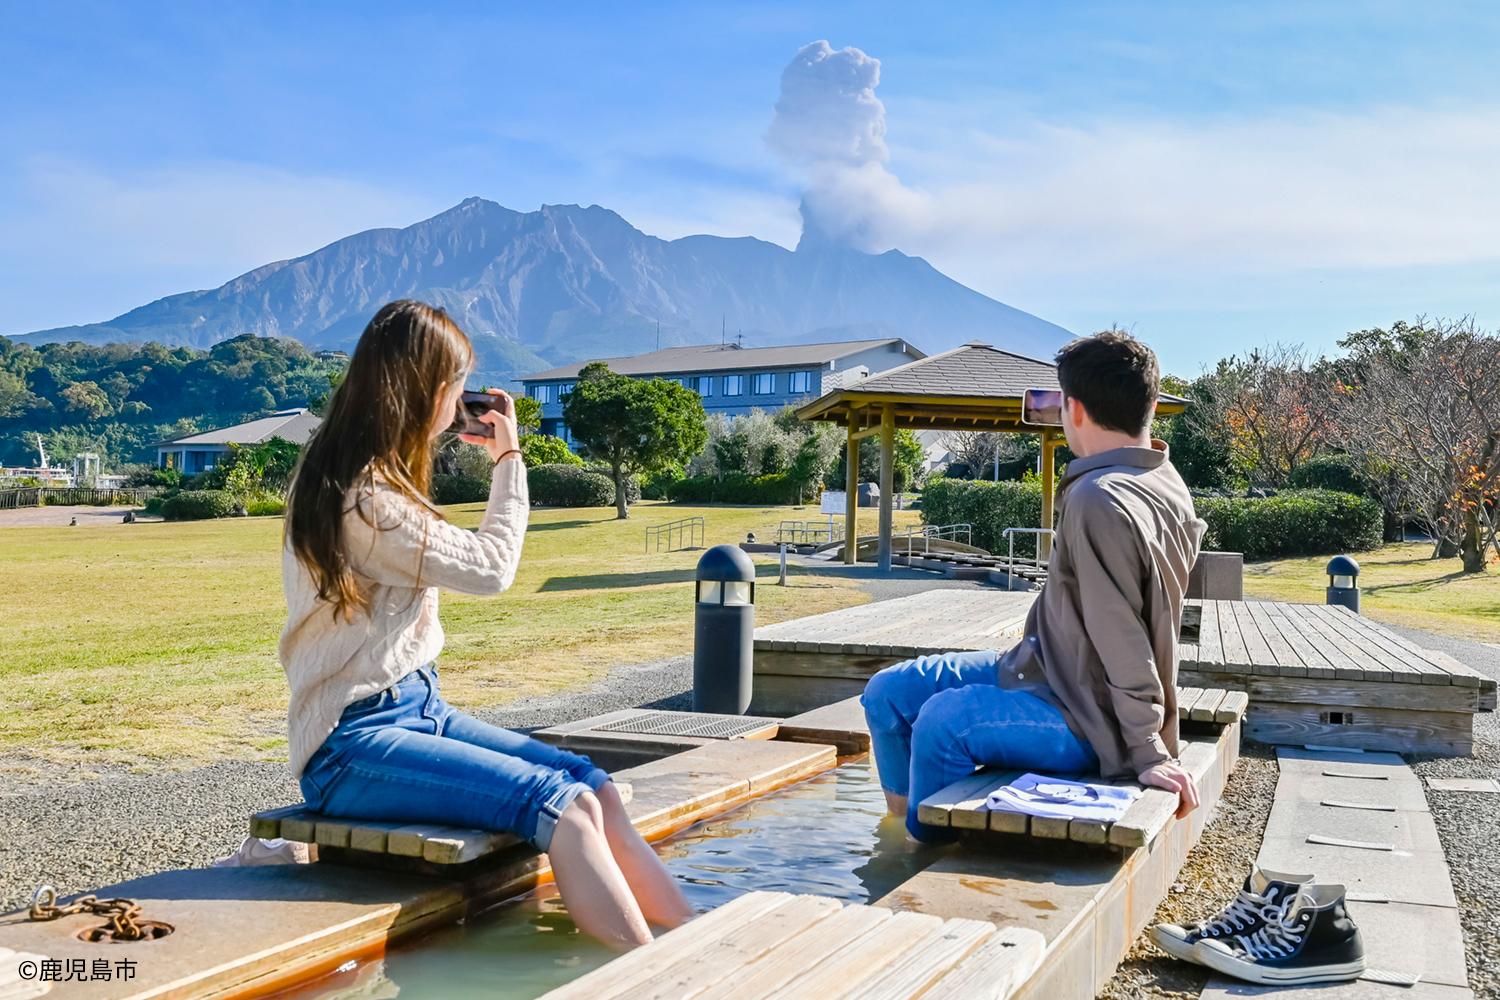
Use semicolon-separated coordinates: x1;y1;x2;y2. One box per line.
250;782;632;866
536;890;1046;1000
917;687;1245;849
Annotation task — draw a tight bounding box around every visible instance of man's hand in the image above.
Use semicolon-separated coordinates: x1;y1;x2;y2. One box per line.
1138;761;1200;818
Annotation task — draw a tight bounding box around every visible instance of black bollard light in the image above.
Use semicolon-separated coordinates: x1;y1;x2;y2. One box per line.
1326;555;1360;613
693;544;756;714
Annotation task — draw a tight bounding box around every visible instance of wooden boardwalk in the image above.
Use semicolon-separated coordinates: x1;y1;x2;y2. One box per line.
753;590;1491;754
755;589;1035;658
1179;599;1493;753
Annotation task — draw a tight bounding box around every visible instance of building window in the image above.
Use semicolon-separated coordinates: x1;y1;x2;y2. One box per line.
558;382;575;399
752;373;776;395
694;376;713;397
789;371;812;394
723;375;743;396
532;384;553;404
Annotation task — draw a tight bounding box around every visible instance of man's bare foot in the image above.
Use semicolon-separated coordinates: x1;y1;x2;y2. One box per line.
883;790;908;816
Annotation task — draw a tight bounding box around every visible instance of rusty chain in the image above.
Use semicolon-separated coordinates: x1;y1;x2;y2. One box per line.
28;885;152;942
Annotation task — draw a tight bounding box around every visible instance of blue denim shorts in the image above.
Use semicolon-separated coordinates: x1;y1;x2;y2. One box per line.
299;664;610;852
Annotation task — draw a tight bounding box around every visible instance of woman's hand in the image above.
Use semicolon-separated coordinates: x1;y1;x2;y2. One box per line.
459;388;521;463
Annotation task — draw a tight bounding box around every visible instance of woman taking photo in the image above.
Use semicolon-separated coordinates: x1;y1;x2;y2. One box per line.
280;299;691;950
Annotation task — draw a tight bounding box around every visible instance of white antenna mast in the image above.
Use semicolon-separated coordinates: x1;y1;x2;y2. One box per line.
34;433;48;470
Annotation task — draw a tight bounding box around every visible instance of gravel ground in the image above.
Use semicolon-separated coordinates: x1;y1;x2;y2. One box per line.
1097;743;1280;1000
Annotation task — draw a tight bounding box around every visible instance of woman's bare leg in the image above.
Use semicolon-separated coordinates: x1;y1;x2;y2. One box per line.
594;781;694;929
547;792;653;951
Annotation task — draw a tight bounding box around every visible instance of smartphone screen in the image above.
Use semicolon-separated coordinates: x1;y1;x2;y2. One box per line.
1021;388;1065;427
448;390;507;438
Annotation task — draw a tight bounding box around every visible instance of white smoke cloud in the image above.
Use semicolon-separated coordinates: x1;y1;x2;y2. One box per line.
766;40;929;251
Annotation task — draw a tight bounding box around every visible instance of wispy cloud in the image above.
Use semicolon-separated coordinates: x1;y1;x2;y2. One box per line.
845;104;1500;278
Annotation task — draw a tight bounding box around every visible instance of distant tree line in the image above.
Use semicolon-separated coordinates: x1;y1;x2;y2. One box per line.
0;334;344;469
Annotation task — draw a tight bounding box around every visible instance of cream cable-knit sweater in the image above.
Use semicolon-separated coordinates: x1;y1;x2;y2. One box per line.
279;458;528;778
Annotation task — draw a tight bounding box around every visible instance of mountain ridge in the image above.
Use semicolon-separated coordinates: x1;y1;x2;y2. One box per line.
11;197;1072;384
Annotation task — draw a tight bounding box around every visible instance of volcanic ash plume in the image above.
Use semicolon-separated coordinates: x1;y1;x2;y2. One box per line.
767;40;927;252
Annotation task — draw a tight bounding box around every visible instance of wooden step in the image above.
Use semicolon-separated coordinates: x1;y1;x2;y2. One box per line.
250;782;633;864
535;891;1046;1000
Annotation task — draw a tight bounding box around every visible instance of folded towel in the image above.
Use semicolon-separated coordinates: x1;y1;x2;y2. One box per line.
986;772;1142;823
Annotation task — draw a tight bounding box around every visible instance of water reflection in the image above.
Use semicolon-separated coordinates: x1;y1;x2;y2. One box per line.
281;758;949;1000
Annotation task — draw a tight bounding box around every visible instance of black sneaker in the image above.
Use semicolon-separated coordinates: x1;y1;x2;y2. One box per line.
1196;884;1366;985
1151;864;1313;966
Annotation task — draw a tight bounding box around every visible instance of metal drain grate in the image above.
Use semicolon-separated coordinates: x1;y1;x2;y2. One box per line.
592;711;778;740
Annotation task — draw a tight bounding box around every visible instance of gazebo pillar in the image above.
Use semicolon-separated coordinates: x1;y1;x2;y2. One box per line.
1040;430;1058;561
844;411;859;565
877;404;894;572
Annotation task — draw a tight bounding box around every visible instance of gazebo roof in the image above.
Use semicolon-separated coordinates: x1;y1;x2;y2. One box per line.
796;341;1186;433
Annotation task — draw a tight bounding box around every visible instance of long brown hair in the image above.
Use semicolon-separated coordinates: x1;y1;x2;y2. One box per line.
287;300;474;620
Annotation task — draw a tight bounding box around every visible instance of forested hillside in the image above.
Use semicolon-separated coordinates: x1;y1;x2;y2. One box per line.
0;335;344;468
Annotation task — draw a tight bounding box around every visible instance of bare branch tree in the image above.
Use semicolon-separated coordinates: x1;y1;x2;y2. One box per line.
1188;343;1337;487
1333;317;1500;572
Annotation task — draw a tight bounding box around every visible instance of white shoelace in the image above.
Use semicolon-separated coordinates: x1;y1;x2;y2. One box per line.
1199;890;1277;935
1235;910;1308;960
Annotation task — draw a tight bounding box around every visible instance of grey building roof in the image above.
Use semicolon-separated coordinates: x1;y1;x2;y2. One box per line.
521;338;921;381
845;342;1187;403
156;408;322;448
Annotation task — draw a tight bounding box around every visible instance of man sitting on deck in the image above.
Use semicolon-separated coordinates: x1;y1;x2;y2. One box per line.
863;331;1208;842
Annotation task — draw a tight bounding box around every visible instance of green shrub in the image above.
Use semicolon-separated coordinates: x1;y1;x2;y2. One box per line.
1287;454;1374;497
641;467;684;501
142;487;179;516
920;477;1045;556
1194;489;1382;560
243;494;287;517
161;489;238;521
432;473;491;505
666;473;800;505
585;467;641;506
520;434;583;468
529;464;620;507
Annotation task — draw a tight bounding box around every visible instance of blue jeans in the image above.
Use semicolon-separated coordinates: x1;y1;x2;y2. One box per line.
299;664;609;852
861;649;1099;842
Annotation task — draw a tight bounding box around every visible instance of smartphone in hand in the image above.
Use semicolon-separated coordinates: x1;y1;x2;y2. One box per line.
447;390;511;438
1021;388;1065;427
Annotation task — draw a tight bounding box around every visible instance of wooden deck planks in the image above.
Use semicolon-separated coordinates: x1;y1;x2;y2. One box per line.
756;589;1033;660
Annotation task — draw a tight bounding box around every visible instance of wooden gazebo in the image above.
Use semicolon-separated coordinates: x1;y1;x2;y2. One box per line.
794;342;1187;570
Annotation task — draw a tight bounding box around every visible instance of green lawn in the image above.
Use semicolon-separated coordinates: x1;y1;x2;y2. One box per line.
0;501;921;768
1242;542;1500;642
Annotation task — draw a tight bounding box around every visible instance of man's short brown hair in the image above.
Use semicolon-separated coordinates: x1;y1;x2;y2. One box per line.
1054;330;1160;435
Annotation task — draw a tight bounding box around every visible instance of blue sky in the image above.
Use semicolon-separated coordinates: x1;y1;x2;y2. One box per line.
3;1;1499;374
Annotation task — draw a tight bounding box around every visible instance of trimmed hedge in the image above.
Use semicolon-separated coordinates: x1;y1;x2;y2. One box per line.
919;477;1044;556
666;473;800;505
161;489;237;521
529;464;640;507
1194;489;1382;560
1287;454;1373;497
432;473;491;505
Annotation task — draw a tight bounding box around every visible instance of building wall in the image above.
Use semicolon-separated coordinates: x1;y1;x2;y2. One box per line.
157;446;230;474
526;341;916;442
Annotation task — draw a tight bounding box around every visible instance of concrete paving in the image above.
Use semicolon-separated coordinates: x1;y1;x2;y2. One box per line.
1204;747;1471;998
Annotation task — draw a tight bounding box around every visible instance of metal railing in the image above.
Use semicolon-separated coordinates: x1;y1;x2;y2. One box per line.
645;515;705;553
897;522;973;556
1002;527;1055;591
0;487;152;510
775;519;843;545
